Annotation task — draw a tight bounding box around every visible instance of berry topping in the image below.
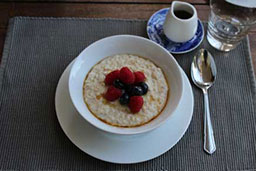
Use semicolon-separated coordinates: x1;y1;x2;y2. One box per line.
119;93;130;105
136;82;148;95
124;84;132;94
130;86;144;96
134;71;146;83
104;86;122;101
104;70;120;85
103;67;148;113
119;67;135;84
113;79;126;89
128;96;144;113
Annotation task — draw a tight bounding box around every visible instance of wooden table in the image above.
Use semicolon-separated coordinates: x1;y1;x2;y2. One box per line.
0;0;255;74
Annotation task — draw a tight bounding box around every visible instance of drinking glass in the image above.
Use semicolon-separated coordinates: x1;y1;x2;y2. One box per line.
207;0;256;51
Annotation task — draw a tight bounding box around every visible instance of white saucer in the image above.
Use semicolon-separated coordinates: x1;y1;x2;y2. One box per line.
55;62;194;164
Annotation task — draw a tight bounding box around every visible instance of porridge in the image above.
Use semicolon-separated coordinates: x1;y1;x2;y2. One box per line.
83;54;169;127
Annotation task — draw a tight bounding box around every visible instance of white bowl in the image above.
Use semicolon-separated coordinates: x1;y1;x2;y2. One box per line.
69;35;183;135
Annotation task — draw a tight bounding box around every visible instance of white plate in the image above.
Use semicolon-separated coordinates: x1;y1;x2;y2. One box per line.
55;61;194;164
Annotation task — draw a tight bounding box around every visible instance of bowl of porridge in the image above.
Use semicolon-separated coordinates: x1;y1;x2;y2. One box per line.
69;35;183;135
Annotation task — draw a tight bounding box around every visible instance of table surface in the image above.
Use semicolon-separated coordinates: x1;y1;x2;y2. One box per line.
0;0;255;75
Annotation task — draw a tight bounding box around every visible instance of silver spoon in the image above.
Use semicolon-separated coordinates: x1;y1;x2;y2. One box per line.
191;48;217;154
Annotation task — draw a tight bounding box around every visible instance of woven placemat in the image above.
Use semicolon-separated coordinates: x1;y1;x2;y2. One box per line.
0;17;255;171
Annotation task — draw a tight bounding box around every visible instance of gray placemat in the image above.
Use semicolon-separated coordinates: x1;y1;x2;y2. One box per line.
0;17;255;171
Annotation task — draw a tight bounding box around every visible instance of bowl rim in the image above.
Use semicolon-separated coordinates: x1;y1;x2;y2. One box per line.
68;34;184;135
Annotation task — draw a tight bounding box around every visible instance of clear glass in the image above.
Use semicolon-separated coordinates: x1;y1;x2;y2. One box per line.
207;0;256;51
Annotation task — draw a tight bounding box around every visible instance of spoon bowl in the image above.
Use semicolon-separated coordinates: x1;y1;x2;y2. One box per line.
191;49;217;89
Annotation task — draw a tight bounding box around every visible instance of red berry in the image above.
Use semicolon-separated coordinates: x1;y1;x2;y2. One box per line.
134;71;146;83
128;96;144;113
104;70;120;85
104;86;122;101
119;67;135;84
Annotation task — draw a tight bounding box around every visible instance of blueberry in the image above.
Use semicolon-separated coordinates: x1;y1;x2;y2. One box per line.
136;82;148;95
121;89;126;95
119;93;130;105
113;79;125;89
125;84;133;94
130;86;144;96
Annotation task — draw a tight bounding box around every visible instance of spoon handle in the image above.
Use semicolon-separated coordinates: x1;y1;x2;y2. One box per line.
202;89;216;154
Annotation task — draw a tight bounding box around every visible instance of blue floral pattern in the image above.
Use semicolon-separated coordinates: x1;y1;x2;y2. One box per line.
147;8;204;54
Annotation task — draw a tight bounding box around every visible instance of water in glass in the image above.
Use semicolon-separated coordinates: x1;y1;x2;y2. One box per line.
207;0;256;51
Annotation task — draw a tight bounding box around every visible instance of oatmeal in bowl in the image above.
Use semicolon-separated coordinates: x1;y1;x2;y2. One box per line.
83;54;169;127
69;35;183;135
